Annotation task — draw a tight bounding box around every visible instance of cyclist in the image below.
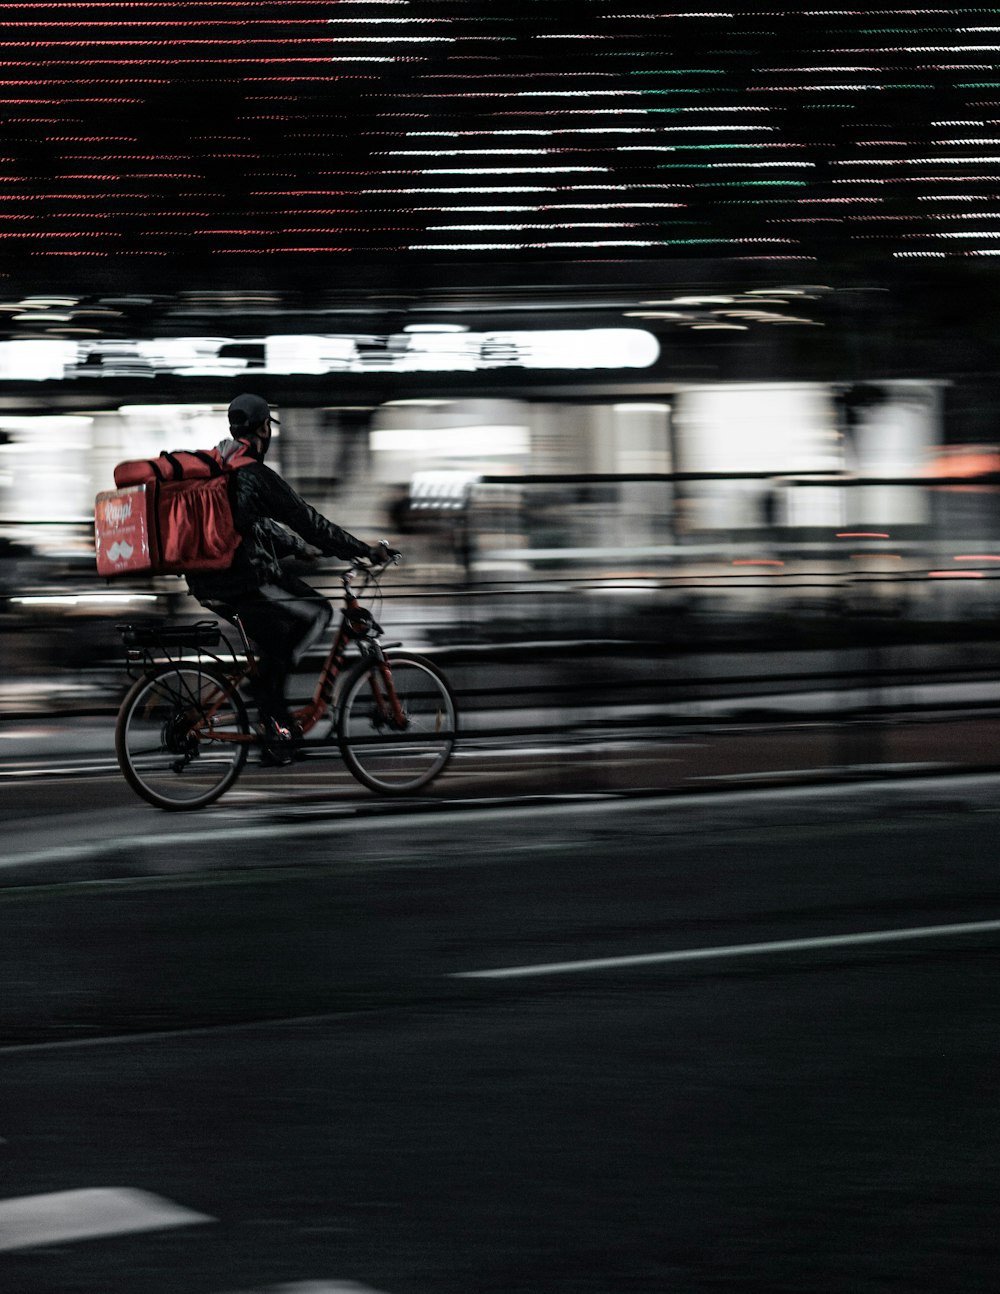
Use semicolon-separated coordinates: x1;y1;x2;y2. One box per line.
186;392;385;761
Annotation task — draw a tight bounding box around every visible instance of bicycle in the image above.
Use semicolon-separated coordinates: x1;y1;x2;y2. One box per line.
114;551;458;810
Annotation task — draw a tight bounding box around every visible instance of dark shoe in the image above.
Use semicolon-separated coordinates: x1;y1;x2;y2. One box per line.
257;717;298;767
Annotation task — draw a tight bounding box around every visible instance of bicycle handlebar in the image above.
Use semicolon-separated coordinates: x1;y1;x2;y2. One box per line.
339;543;402;586
374;539;402;567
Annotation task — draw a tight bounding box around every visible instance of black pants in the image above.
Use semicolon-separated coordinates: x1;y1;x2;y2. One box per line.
214;575;332;723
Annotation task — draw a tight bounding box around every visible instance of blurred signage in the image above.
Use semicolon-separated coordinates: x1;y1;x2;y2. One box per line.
0;329;658;382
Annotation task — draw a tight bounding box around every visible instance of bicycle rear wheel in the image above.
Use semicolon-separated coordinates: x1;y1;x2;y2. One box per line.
116;664;250;810
337;651;457;794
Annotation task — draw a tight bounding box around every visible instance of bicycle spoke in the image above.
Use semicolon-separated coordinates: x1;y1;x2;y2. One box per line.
338;653;456;794
116;666;249;810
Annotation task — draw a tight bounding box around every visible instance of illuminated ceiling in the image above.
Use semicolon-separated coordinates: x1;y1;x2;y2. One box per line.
1;2;999;288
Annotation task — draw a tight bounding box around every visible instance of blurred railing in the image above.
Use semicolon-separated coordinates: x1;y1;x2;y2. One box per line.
2;468;1000;740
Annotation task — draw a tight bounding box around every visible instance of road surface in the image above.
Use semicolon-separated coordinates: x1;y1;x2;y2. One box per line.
2;773;1000;1292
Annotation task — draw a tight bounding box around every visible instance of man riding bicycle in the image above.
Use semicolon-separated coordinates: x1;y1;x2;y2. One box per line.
186;393;385;760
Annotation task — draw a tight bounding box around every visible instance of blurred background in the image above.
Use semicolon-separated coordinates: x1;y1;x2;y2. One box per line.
3;1;1000;762
3;301;1000;764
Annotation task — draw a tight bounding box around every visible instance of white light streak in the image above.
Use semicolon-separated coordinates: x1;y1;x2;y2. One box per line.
372;424;527;454
598;9;735;15
453;917;1000;980
415;167;611;175
426;202;685;211
387;106;767;114
754;84;887;91
401;323;467;333
511;90;645;97
657;126;775;131
0;331;658;379
893;45;1000;52
11;594;158;606
364;186;564;194
419;205;539;212
324;35;458;41
385;149;584;156
426;223;646;230
410;241;671;250
360;186;685;194
403;126;772;135
836;157;1000;165
702;161;816;168
768;66;881;72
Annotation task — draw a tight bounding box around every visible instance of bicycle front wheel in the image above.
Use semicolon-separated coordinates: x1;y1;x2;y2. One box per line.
115;664;250;810
337;651;457;795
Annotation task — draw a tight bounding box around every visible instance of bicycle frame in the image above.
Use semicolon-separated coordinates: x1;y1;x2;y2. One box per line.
192;561;405;746
295;564;406;735
115;548;457;808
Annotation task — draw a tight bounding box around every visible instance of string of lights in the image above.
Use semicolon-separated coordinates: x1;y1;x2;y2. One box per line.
0;2;997;273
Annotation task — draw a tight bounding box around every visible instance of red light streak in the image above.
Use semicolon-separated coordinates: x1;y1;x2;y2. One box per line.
3;40;367;47
0;79;173;85
0;230;122;237
0;2;343;6
0;19;344;25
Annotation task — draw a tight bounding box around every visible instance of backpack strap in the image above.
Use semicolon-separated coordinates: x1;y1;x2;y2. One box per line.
162;452;185;481
189;450;224;477
160;449;226;479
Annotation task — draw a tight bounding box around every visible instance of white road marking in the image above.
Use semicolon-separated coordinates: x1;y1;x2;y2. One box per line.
2;774;982;873
5;919;999;1058
0;762;118;778
5;770;1000;874
0;1011;365;1056
226;1284;392;1293
0;794;640;870
453;917;1000;980
0;1187;214;1251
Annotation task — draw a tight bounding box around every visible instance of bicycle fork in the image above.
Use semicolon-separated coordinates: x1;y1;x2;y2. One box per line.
293;620;408;736
366;649;408;731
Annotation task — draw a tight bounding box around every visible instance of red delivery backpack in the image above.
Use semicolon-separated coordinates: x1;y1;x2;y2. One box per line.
95;443;258;577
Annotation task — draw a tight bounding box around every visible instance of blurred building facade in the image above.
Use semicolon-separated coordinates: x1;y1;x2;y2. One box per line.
2;5;1000;658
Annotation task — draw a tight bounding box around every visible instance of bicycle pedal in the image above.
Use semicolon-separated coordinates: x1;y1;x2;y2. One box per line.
258;740;307;767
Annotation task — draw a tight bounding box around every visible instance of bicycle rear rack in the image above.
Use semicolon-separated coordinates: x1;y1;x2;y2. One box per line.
116;619;244;678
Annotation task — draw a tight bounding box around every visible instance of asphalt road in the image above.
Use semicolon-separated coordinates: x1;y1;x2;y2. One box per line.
3;777;1000;1292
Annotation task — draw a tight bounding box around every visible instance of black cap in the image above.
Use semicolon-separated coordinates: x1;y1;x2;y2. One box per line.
228;393;278;433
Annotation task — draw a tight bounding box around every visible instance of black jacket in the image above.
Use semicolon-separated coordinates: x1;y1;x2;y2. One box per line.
186;458;370;602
